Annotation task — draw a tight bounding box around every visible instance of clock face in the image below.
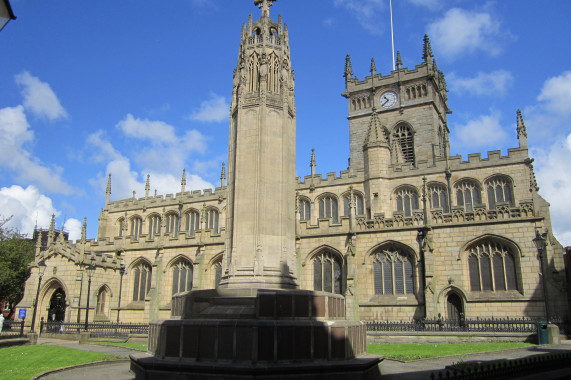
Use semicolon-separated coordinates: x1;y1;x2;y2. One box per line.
380;91;397;108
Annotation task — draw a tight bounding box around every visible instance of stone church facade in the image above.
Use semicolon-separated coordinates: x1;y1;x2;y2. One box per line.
19;3;569;330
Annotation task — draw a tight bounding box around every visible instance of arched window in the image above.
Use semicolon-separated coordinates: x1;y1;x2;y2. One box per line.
248;53;260;92
372;246;414;295
467;240;519;292
130;217;142;240
185;210;200;234
313;251;342;294
148;215;161;238
393;124;415;164
212;260;223;289
343;193;364;217
166;213;179;235
395;187;419;217
132;261;152;301
205;209;219;233
319;195;339;223
299;198;311;221
485;176;514;209
96;287;108;317
117;218;124;237
171;259;193;296
455;179;481;212
428;183;449;213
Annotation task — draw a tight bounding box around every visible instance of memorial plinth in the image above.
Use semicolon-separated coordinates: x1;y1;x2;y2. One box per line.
130;289;381;379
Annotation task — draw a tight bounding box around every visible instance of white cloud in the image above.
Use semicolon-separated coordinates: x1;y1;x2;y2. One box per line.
448;70;513;96
333;0;385;35
454;111;507;149
537;71;571;117
117;113;178;144
0;185;58;236
87;131;214;201
0;106;73;194
533;135;571;246
14;71;67;121
64;218;82;242
427;8;503;60
187;93;229;123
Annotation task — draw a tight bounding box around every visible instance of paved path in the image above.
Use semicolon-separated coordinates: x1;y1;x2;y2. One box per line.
34;338;571;379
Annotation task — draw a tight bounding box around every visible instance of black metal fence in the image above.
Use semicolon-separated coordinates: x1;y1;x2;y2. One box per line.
40;321;148;338
365;317;570;335
0;319;26;339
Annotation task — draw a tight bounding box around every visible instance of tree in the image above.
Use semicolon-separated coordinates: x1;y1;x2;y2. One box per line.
0;217;35;319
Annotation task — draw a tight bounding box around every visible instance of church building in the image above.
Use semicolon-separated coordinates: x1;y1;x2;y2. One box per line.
19;1;569;329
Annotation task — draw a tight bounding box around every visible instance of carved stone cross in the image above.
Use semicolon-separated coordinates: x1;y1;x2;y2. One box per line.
255;0;276;17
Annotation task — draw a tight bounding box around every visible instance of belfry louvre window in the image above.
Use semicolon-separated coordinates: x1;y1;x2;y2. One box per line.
205;209;219;233
373;248;414;295
319;195;339;223
393;124;415;164
171;259;193;296
343;193;364;216
395;187;419;217
132;262;152;301
148;215;161;238
130;217;142;240
185;211;200;234
299;198;310;221
313;252;342;294
428;183;449;213
455;180;481;212
166;213;179;235
467;240;518;292
486;176;515;209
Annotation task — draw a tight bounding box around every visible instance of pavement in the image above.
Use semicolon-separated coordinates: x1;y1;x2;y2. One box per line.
30;338;571;379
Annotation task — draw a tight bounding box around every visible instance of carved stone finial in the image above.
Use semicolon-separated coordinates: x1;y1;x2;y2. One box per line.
310;148;316;176
396;51;402;69
105;173;111;206
344;54;353;79
145;174;150;198
517;109;528;148
422;34;433;62
370;58;376;76
181;169;187;193
220;162;226;187
81;217;86;243
255;0;276;18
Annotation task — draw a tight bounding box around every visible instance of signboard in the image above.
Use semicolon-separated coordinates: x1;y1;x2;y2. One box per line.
18;309;26;319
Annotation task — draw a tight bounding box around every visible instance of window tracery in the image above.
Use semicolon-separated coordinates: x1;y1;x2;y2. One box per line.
485;176;514;209
372;247;414;295
132;261;152;301
455;179;481;212
395;187;419;217
313;251;342;294
427;183;449;213
205;208;219;233
148;215;161;238
299;198;310;221
171;259;193;296
467;240;518;292
185;210;200;235
130;217;142;240
318;195;339;223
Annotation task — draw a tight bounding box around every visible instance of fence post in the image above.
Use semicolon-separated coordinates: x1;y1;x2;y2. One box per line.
20;318;25;337
39;317;44;334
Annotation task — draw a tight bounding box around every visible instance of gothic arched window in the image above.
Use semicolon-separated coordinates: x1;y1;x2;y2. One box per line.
343;193;364;217
485;176;515;209
313;251;342;294
132;261;152;302
248;53;260;92
428;183;449;213
212;260;223;289
467;240;518;292
372;246;414;295
395;187;419;217
130;217;142;240
299;198;311;221
455;179;481;212
319;195;339;223
205;208;219;233
117;218;125;237
171;259;193;296
95;287;109;317
185;210;200;235
148;214;161;238
393;124;415;164
166;213;179;235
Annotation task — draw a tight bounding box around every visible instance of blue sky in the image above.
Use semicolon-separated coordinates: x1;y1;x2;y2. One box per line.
1;0;570;246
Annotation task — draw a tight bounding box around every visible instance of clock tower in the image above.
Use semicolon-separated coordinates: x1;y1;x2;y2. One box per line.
343;35;452;174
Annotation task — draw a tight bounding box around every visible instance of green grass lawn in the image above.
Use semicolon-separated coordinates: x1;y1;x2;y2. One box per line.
93;341;148;350
0;345;122;380
367;342;535;361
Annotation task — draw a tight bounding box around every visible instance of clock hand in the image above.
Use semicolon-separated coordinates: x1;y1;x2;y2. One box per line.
382;97;389;105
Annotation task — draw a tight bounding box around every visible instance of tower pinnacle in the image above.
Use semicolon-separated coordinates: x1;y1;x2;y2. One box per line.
517;109;528;148
422;34;433;62
255;0;276;18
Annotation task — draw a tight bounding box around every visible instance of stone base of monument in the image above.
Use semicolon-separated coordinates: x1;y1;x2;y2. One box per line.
130;288;382;379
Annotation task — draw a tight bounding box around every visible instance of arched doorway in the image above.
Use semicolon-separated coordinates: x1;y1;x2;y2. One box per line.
446;292;463;322
48;288;66;322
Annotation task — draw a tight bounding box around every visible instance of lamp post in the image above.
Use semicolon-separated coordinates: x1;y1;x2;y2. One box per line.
116;264;126;324
75;267;84;323
30;260;47;333
533;230;550;322
84;264;95;331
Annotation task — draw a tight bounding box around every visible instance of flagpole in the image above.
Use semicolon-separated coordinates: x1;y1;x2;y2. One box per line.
390;0;395;70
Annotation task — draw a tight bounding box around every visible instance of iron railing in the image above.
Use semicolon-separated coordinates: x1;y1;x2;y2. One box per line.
365;317;570;334
0;319;25;339
40;321;148;338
